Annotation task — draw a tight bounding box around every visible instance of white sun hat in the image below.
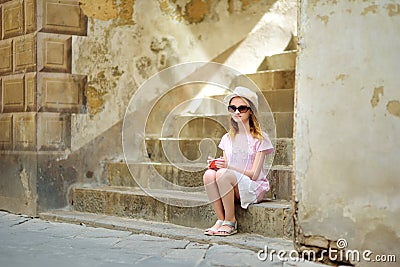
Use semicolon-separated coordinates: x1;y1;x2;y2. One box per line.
224;86;259;112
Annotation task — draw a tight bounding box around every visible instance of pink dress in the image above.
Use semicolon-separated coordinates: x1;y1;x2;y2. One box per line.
218;132;274;208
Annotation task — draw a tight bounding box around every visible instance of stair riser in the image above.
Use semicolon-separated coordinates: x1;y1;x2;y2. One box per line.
169;113;293;139
105;162;205;189
104;162;293;200
244;70;295;91
172;115;229;139
72;188;292;238
105;163;140;187
105;162;210;189
258;51;297;71
172;89;295;114
264;169;293;201
195;88;294;114
235;205;292;238
263;89;294;113
145;138;293;166
274;112;294;138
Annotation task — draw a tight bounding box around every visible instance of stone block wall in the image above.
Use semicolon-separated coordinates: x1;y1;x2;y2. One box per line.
0;0;87;215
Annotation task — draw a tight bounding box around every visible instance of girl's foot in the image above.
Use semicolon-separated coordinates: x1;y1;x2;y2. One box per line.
214;220;237;236
204;219;224;236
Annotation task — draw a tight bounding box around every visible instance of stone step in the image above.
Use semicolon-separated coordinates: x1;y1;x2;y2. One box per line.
39;210;294;253
166;112;293;139
145;70;295;136
71;186;293;238
258;50;297;71
145;137;293;166
233;70;295;91
262;89;294;113
274;112;294;138
104;162;293;201
204;88;294;114
265;165;293;201
286;35;298;51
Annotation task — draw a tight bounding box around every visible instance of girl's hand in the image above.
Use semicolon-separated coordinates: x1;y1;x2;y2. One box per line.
214;157;226;169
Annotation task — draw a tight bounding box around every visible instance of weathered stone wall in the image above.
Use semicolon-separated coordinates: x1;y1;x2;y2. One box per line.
0;0;87;215
295;1;400;265
71;0;297;151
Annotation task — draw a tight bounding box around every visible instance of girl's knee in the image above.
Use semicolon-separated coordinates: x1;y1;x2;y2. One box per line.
203;170;216;184
215;168;227;179
216;169;235;184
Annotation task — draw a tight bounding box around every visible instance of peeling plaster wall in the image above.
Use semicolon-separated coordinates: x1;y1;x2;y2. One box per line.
0;154;37;216
71;0;297;152
295;0;400;264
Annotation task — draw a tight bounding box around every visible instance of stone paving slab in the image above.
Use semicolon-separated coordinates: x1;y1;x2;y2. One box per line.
0;211;332;267
39;209;294;253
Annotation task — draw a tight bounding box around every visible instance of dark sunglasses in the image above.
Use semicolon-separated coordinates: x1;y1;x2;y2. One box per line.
228;105;250;113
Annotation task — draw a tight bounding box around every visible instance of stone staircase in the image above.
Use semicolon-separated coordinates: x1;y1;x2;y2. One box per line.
54;50;297;240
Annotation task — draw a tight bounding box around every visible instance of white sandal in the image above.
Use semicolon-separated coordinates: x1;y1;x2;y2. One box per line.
204;219;224;236
214;220;238;236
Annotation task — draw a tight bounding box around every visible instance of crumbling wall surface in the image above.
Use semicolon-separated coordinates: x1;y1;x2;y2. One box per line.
72;0;297;152
295;1;400;265
0;154;37;216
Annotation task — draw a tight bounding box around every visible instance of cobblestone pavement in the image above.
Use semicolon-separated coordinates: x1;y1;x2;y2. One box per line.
0;211;328;267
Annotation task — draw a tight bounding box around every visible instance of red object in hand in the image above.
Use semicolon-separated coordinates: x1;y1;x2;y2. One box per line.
209;159;222;170
209;159;217;169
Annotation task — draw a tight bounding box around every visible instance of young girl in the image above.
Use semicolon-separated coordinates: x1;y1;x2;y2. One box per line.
203;86;274;236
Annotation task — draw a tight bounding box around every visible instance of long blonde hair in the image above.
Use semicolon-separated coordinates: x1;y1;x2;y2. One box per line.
228;99;263;140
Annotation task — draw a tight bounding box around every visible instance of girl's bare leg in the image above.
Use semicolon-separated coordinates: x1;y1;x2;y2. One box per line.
216;169;237;223
203;169;224;221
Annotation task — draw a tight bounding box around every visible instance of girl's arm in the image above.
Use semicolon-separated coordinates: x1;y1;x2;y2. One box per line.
246;151;267;180
217;151;267;181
